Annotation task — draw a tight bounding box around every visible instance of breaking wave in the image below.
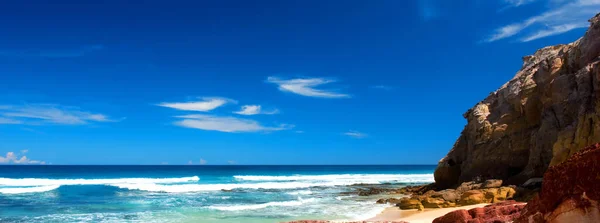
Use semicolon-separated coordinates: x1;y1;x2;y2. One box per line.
0;176;199;194
0;185;61;194
234;174;434;183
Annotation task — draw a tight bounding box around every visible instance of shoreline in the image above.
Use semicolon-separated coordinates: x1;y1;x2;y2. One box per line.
364;203;490;223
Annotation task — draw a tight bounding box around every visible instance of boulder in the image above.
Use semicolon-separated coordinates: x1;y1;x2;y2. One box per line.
456;181;483;193
434;13;600;188
484;187;516;203
421;197;456;208
482;179;503;188
397;198;424;210
459;190;486;205
431;189;460;202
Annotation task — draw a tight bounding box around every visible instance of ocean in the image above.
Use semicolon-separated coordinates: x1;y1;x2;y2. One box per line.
0;165;435;223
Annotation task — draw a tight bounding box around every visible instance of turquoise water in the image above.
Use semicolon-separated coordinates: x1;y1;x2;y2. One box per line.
0;165;435;222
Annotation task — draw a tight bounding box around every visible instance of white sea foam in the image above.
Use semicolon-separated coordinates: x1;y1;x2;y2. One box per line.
110;174;433;193
0;185;60;194
286;190;313;195
234;174;434;183
0;176;199;187
208;198;316;211
111;180;388;193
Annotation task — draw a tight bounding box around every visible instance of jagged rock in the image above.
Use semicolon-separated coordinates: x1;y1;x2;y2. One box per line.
376;197;402;204
431;189;460;202
456;181;483;193
515;143;600;223
435;13;600;188
433;200;526;223
421;197;456;208
397;198;424;210
459;190;486;205
482;179;503;188
484;186;517;203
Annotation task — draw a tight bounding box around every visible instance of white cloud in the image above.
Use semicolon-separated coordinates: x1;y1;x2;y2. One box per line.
188;160;193;165
233;105;279;115
504;0;539;7
0;104;114;125
0;117;22;124
0;151;46;165
266;77;350;98
343;131;368;139
158;97;236;112
174;114;293;133
200;158;207;165
228;160;236;165
160;162;169;165
521;23;589;42
371;85;393;91
487;0;599;42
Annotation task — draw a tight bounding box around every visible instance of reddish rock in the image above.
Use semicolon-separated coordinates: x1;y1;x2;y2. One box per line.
515;143;600;223
433;200;526;223
433;209;472;223
285;221;408;223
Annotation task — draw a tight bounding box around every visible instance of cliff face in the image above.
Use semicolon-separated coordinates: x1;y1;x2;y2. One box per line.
434;13;600;188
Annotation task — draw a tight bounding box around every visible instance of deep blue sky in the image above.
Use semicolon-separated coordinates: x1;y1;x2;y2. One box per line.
0;0;597;165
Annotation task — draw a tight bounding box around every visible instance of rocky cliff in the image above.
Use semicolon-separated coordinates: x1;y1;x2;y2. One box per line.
434;13;600;188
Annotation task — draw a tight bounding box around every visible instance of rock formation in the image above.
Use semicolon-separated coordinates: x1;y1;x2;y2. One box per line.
435;13;600;188
433;200;526;223
285;221;408;223
395;179;517;210
515;143;600;223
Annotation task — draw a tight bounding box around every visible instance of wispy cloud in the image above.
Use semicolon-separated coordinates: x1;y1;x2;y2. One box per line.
504;0;539;7
0;104;115;125
266;77;350;98
0;117;22;124
371;85;393;91
199;158;207;165
521;23;589;42
0;44;104;58
486;0;599;42
0;151;46;165
174;114;293;133
233;105;279;115
158;97;235;112
343;131;368;139
228;160;237;165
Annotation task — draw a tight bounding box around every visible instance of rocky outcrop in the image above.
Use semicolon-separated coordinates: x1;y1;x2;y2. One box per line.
395;180;517;210
435;13;600;188
515;143;600;223
433;200;526;223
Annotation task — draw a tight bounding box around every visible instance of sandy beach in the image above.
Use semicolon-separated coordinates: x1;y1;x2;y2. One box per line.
365;203;490;223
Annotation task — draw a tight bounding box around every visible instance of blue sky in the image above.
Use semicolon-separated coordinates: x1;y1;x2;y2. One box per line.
0;0;598;165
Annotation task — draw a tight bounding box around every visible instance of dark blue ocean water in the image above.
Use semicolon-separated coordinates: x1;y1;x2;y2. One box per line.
0;165;435;223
